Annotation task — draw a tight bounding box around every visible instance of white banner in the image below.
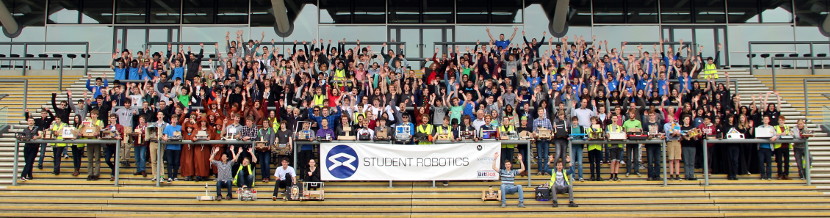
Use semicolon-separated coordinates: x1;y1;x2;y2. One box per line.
320;142;501;181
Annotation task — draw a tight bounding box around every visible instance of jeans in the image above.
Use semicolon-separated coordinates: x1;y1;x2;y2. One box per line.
588;150;602;179
774;146;790;177
216;180;233;197
500;184;524;205
71;146;84;171
134;146;147;173
273;173;294;196
104;145;116;176
626;144;640;174
165;149;181;179
236;171;254;188
87;144;102;176
37;143;47;167
759;149;773;179
793;146;807;179
553;139;568;165
22;144;38;179
645;144;661;178
682;146;697;179
256;150;271;180
570;144;584;179
536;140;550;173
52;146;65;174
551;185;574;203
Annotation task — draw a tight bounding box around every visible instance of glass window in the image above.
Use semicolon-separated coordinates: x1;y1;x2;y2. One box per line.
149;0;180;24
491;0;521;23
593;0;624;23
354;0;386;23
48;0;81;24
660;0;692;23
694;0;725;23
424;0;453;23
217;0;248;24
568;0;591;26
82;0;114;24
759;0;793;23
116;0;147;24
794;0;828;26
251;0;278;26
388;0;420;23
627;0;658;23
319;0;352;23
456;0;488;23
727;0;759;23
183;0;215;24
7;0;46;26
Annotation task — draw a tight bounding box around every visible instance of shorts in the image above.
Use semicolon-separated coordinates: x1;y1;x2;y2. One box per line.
609;147;623;161
667;141;681;160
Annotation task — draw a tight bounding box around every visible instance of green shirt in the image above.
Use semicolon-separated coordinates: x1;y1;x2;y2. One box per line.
622;119;642;132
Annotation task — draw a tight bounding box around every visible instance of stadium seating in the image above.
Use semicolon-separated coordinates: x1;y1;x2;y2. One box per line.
0;70;828;217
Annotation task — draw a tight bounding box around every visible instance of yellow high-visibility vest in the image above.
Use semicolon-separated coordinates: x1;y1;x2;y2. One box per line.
703;63;719;79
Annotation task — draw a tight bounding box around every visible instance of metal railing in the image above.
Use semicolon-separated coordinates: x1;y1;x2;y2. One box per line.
823;106;830;131
748;41;830;75
702;139;810;185
803;79;830;118
13;139;121;186
145;42;219;62
770;57;830;90
0;58;63;90
570;139;668;186
0;106;7;134
156;140;255;187
0;42;89;74
0;79;29;112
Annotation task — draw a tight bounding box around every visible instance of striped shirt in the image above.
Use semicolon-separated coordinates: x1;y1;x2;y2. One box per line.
499;169;519;185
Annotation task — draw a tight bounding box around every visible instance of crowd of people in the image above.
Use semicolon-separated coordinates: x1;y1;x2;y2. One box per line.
16;28;812;203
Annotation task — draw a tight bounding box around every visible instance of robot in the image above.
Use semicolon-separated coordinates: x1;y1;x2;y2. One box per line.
236;186;258;201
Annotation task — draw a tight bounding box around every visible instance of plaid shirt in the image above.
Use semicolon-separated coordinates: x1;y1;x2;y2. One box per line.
241;125;257;139
532;117;553;132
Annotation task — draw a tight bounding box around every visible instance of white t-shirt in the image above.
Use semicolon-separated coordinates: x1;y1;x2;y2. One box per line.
274;166;296;181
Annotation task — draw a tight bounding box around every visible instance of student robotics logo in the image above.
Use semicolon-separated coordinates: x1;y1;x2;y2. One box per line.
326;145;359;179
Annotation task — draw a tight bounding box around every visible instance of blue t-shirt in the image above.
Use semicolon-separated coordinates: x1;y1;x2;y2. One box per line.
113;68;126;81
172;67;185;81
657;79;669;96
128;68;141;80
494;40;510;49
163;124;182;150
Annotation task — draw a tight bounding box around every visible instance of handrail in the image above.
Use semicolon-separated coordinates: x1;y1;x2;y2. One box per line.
144;42;219;62
0;42;89;74
156;140;255;187
702;139;810;186
803;79;830;118
14;139;121;186
571;139;668;186
748;41;830;75
0;58;63;90
771;57;830;90
295;140;533;186
0;79;28;112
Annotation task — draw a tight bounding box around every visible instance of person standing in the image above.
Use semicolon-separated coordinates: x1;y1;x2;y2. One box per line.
103;114;124;181
622;110;643;177
113;99;138;167
19;117;40;181
664;115;682;180
773;115;792;180
162;117;182;183
643;112;664;181
680;116;700;181
532;109;553;175
757;116;775;180
24;108;53;170
256;119;276;183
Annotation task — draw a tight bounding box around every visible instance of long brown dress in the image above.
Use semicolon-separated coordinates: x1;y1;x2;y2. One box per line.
193;125;218;178
179;124;197;178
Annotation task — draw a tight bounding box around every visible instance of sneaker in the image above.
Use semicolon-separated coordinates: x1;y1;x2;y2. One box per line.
552;201;559;207
173;178;179;181
20;177;27;181
517;203;525;208
621;161;626;165
579;178;584;182
569;202;579;207
226;195;232;200
501;203;506;208
636;173;641;177
272;196;277;201
625;173;630;177
167;178;172;183
443;181;449;186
